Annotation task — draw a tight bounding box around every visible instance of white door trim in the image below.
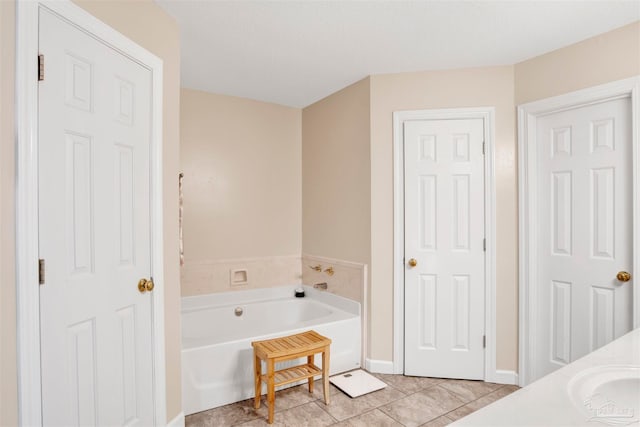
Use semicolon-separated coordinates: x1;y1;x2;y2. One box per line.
16;1;167;425
517;76;640;387
392;107;498;381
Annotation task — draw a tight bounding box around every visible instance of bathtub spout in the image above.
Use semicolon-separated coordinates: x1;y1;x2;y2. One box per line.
313;282;328;290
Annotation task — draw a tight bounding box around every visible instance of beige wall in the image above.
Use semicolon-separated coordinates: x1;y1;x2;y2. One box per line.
0;1;17;425
180;89;302;295
515;21;640;104
301;78;372;363
369;67;518;369
180;89;301;261
302;78;371;266
0;1;182;423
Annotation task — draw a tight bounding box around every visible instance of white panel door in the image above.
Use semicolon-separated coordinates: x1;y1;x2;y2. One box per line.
404;119;486;379
535;97;633;381
38;8;155;426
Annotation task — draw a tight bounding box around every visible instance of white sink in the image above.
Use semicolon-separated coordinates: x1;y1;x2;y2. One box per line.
567;365;640;425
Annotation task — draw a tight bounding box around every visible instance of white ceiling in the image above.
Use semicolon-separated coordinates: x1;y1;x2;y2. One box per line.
156;0;640;108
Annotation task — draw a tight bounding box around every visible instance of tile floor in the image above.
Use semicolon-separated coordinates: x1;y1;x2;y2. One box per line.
185;372;520;427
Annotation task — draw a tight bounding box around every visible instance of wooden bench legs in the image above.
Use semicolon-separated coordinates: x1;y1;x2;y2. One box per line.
253;354;262;410
267;359;275;424
322;348;330;404
252;330;332;424
253;348;331;424
307;355;314;393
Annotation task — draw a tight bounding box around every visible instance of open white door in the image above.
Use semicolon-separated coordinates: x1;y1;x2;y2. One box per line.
533;97;633;382
38;8;156;425
403;118;486;379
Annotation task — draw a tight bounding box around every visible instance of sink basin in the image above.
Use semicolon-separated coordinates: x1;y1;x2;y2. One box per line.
568;365;640;425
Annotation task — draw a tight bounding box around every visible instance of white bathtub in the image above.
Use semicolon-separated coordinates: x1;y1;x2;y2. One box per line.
181;285;361;415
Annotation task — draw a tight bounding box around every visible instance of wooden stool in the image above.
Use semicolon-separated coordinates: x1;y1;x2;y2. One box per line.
251;330;331;424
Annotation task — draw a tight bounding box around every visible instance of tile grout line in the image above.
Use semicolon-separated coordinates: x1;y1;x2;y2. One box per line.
311;400;340;425
320;382;412;426
438;381;506;402
374;379;460;425
189;380;515;427
374;381;507;426
438;383;513;422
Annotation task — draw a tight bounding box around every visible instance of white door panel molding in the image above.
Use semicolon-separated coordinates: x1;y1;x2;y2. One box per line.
404;118;486;379
16;1;166;425
518;77;640;387
393;107;497;382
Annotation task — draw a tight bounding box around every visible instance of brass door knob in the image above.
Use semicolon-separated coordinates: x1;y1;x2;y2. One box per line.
138;278;155;293
616;271;631;282
408;258;418;268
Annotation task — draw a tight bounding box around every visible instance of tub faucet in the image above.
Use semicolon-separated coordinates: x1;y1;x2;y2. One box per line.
314;282;328;290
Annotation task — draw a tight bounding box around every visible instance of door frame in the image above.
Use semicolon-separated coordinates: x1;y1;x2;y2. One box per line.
16;1;167;425
517;76;640;387
392;107;500;381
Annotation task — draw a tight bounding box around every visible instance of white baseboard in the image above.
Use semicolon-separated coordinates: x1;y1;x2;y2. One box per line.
365;360;519;385
491;370;519;385
365;359;394;374
167;411;185;427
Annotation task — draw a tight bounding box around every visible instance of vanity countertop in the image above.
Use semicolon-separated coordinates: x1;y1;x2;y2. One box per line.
452;327;640;426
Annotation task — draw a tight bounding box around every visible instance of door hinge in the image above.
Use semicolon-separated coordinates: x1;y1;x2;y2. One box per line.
38;259;45;285
482;141;485;155
483;335;486;348
483;238;486;251
38;54;44;81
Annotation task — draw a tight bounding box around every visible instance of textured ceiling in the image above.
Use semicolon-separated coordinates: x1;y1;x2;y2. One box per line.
156;0;640;107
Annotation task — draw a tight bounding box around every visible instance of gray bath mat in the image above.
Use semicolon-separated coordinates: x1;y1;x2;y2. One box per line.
329;369;387;398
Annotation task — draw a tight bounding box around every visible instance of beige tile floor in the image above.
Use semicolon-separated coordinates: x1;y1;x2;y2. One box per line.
185;372;519;427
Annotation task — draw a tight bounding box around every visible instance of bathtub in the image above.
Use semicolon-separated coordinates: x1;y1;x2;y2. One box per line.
181;285;361;415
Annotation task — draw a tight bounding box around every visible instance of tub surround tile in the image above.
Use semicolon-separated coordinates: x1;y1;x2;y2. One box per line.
333;409;404;427
181;255;302;296
437;379;502;403
183;254;366;301
301;254;366;304
378;386;465;427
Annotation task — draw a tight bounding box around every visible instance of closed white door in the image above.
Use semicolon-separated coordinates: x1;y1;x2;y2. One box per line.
38;8;155;426
535;97;633;381
404;119;486;379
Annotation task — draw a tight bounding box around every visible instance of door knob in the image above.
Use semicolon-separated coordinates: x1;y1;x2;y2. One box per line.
616;271;631;282
408;258;417;268
138;278;154;293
